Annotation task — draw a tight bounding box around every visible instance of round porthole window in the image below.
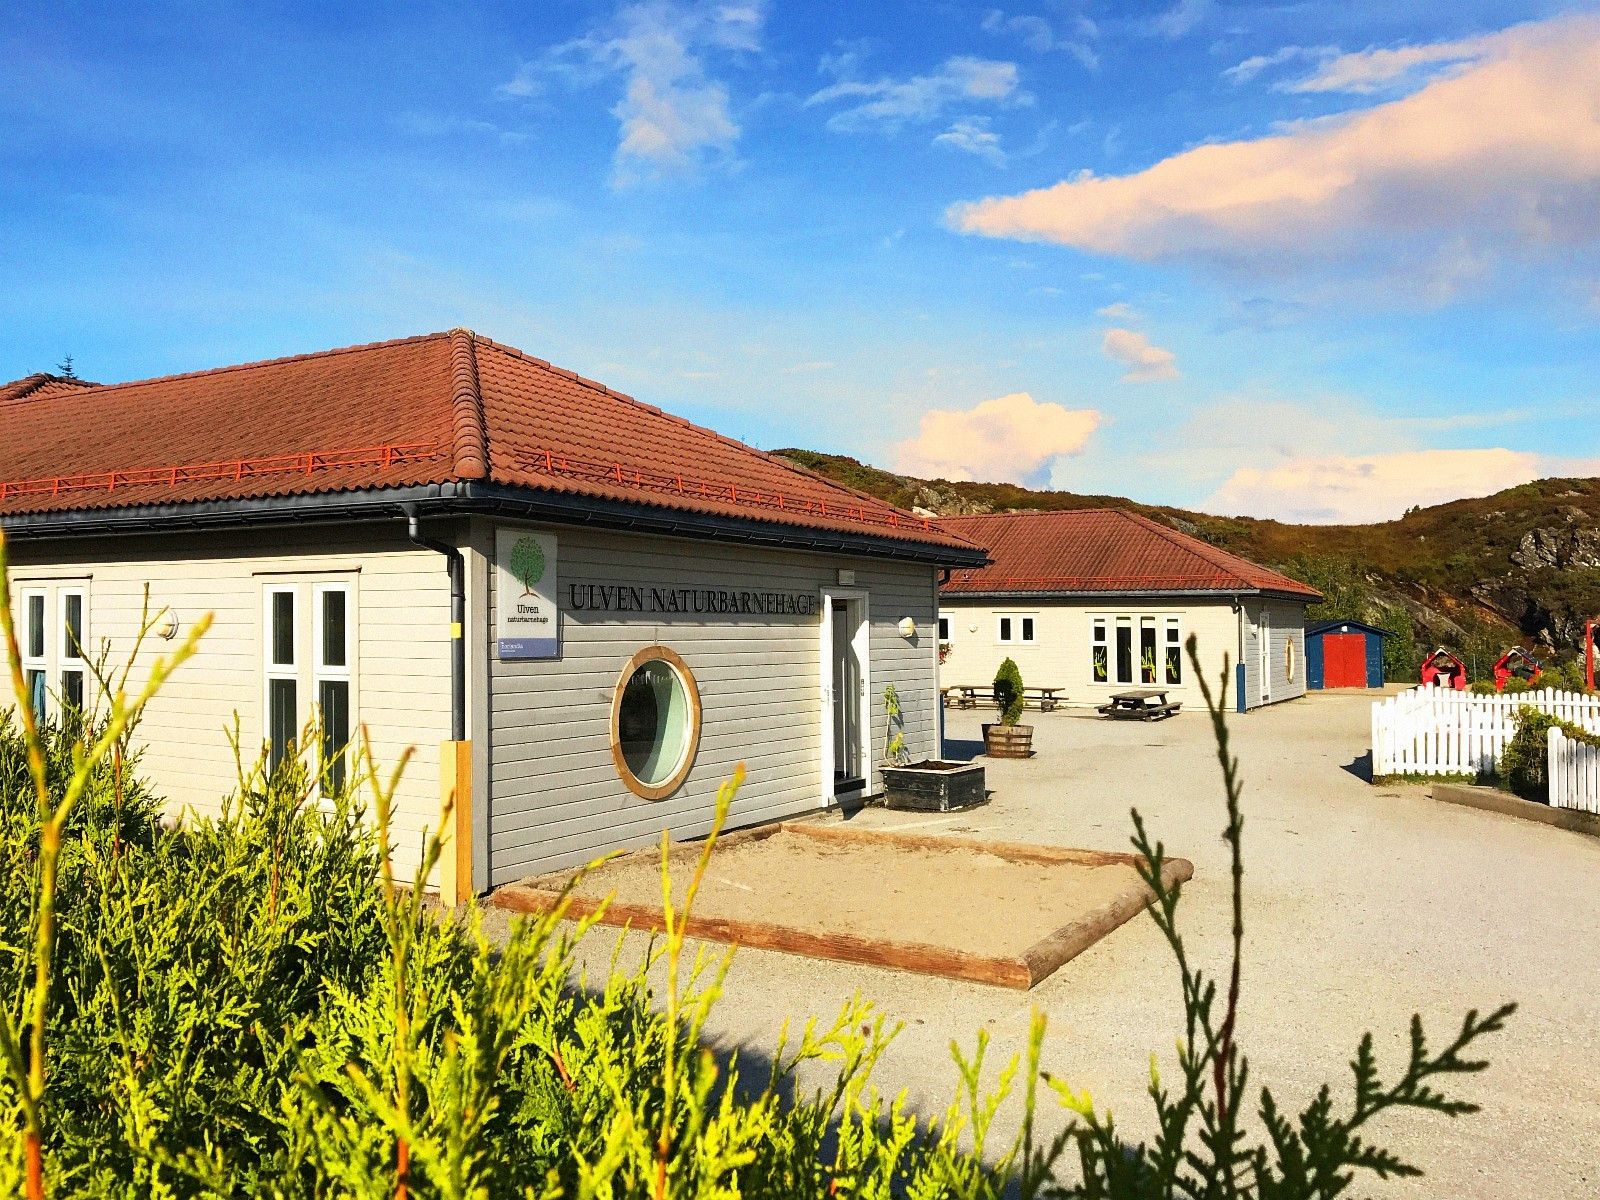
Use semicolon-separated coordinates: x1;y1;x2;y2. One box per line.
611;646;702;799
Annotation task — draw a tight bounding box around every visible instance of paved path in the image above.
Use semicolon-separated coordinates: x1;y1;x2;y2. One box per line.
486;692;1600;1197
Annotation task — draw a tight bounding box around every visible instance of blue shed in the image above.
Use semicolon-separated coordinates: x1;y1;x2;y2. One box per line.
1305;620;1393;689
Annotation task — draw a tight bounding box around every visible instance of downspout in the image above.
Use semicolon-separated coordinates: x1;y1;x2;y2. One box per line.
406;508;465;742
1232;593;1247;714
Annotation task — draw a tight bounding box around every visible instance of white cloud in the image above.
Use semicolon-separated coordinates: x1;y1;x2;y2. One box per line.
981;9;1098;68
949;15;1600;291
1221;45;1321;85
934;117;1007;165
1101;328;1178;382
1150;0;1211;40
1288;35;1491;94
506;1;762;186
893;392;1100;483
1096;301;1141;321
1205;448;1547;523
781;360;833;373
806;56;1026;133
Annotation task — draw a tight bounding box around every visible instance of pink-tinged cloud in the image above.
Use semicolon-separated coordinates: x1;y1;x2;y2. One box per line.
948;16;1600;270
1203;448;1547;524
893;392;1100;483
1101;328;1178;382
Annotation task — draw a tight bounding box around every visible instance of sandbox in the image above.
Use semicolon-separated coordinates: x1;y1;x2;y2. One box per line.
491;822;1193;989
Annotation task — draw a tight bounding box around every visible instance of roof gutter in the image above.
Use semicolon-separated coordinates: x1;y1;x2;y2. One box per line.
0;480;987;568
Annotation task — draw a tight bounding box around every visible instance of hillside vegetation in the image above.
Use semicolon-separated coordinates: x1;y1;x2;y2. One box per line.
776;449;1600;666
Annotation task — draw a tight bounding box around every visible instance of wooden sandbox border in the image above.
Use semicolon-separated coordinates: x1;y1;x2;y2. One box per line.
490;822;1194;990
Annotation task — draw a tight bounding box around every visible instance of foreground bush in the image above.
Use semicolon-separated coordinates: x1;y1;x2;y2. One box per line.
0;536;1511;1197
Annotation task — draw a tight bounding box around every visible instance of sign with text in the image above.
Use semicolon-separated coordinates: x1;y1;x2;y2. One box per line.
568;584;817;617
496;529;559;659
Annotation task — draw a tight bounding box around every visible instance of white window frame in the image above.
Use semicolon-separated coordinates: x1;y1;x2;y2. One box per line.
312;582;356;793
1114;616;1134;685
264;585;299;773
20;588;48;719
1163;615;1182;686
1091;615;1109;683
937;615;951;642
997;615;1014;644
996;612;1037;645
58;588;88;711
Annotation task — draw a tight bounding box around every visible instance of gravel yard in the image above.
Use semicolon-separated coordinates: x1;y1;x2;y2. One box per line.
483;690;1600;1197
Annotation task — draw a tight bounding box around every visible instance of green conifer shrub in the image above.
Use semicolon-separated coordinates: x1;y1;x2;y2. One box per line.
994;657;1025;727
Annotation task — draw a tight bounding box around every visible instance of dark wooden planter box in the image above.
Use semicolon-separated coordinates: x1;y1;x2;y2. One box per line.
983;723;1034;759
881;760;988;812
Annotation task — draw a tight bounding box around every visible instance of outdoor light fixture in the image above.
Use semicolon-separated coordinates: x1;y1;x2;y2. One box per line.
154;609;179;640
898;617;916;638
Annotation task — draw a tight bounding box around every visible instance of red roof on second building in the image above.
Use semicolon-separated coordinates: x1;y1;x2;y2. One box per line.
935;509;1319;600
0;331;979;556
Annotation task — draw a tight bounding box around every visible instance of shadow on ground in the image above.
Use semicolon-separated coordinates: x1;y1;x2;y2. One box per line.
1342;751;1373;783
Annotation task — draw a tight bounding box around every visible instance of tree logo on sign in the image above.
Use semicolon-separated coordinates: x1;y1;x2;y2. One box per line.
509;536;546;596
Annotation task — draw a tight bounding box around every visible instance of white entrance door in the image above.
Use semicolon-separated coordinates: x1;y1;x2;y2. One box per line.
1259;607;1272;705
819;589;870;799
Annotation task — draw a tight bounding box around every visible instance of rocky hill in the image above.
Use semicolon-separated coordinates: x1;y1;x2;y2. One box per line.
774;448;1600;660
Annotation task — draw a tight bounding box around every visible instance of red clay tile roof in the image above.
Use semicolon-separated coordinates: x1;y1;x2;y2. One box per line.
0;332;978;554
935;509;1320;600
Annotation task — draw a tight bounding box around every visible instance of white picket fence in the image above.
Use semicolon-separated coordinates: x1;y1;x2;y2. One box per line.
1548;727;1600;813
1371;685;1600;778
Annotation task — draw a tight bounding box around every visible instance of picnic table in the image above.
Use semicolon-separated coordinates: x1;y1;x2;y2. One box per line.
945;685;1065;712
1097;689;1181;720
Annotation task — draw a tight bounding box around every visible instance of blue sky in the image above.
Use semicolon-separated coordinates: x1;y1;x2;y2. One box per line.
3;1;1598;522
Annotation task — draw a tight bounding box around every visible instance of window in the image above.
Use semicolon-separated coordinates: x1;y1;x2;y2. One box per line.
1164;617;1182;685
1140;617;1158;684
938;616;951;642
1091;617;1108;682
998;616;1013;643
265;588;298;775
22;591;46;719
1021;617;1036;643
314;584;352;794
997;614;1036;644
611;646;702;799
1115;617;1133;684
60;590;86;713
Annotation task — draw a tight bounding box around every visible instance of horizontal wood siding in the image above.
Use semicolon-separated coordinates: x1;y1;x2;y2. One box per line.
486;527;940;884
6;527;451;880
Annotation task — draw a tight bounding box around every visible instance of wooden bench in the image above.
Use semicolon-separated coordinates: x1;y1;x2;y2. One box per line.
945;685;1065;712
1097;689;1182;721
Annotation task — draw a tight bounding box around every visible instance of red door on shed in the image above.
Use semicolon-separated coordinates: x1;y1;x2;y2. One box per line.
1323;634;1367;688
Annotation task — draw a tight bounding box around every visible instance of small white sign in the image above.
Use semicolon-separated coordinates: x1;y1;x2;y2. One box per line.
496;529;559;659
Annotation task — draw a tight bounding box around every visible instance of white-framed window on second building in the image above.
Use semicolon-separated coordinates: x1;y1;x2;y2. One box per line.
1164;616;1182;685
997;614;1037;644
1115;617;1134;684
1140;616;1159;684
22;590;47;719
938;615;951;642
1091;617;1108;682
314;584;353;794
265;587;298;776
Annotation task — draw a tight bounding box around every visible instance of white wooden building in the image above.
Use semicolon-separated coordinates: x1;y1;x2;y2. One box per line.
0;332;984;894
934;511;1318;712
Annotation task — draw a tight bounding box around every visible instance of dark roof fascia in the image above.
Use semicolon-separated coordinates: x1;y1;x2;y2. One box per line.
941;587;1315;602
1305;619;1396;638
0;480;987;568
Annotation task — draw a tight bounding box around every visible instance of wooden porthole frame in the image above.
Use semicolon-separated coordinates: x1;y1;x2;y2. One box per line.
610;645;703;800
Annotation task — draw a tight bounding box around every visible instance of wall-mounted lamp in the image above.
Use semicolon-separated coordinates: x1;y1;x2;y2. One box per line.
154;609;178;640
897;617;917;638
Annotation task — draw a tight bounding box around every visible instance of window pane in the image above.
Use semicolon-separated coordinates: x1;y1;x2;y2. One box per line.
1141;618;1158;684
1022;617;1035;642
26;595;44;660
321;589;347;668
618;660;692;786
61;670;84;712
25;670;46;719
1165;619;1180;644
268;678;297;774
1166;644;1182;685
63;594;84;660
1092;639;1108;682
938;617;950;641
271;592;295;666
1116;622;1133;684
319;679;351;793
999;617;1012;642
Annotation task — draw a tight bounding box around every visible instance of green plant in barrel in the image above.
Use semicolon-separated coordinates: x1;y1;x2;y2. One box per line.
509;535;545;596
994;657;1025;726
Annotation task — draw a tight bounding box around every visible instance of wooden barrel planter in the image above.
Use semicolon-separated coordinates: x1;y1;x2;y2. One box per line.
982;723;1034;759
